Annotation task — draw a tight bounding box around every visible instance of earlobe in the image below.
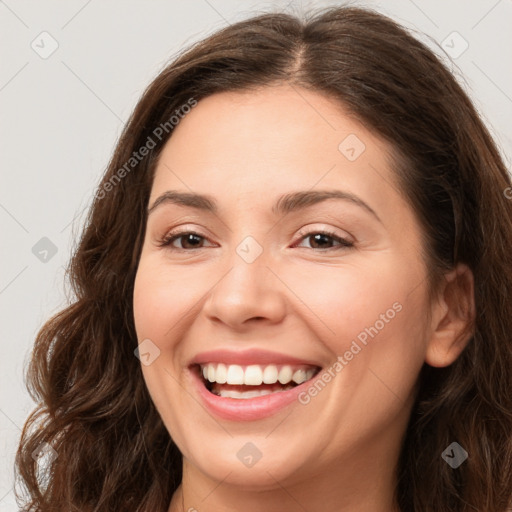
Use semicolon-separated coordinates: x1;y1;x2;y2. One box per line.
425;263;475;368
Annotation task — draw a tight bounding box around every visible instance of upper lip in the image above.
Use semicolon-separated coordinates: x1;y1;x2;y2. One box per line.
188;349;322;368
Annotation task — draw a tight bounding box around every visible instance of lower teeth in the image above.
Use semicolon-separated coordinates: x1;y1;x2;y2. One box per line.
213;385;295;399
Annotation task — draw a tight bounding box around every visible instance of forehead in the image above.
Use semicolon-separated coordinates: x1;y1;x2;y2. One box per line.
150;85;406;225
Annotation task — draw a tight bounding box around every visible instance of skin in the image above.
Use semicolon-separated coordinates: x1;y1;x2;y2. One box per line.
132;84;474;512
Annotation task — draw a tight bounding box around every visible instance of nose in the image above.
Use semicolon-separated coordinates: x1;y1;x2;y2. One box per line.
201;247;287;330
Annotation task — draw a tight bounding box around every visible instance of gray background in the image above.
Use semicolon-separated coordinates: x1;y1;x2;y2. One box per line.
1;0;511;509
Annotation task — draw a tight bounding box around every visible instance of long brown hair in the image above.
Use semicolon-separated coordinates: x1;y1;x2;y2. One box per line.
15;6;512;511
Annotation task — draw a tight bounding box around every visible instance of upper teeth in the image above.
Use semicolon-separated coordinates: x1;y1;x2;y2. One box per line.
200;363;316;386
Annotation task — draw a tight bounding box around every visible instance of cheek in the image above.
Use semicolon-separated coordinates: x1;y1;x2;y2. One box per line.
288;261;428;436
133;256;202;344
280;254;429;407
132;258;200;440
281;254;424;349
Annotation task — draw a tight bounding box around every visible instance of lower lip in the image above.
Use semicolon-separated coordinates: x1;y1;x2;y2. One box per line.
189;367;315;422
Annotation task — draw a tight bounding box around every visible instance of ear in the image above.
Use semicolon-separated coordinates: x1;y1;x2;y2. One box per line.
425;263;475;368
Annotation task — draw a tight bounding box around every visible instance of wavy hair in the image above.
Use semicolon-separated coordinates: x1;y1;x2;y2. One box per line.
15;6;512;511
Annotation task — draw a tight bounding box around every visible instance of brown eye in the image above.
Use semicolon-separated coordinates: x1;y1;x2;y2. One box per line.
295;231;354;250
159;231;212;250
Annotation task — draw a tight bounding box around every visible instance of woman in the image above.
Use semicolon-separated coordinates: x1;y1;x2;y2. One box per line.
15;6;512;512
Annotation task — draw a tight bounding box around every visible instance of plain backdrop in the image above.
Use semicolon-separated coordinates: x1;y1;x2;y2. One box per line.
1;0;511;509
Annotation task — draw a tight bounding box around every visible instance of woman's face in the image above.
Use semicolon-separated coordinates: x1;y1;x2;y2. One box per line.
133;85;435;491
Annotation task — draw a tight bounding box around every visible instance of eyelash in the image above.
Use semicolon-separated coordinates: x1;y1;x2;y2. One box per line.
157;229;354;252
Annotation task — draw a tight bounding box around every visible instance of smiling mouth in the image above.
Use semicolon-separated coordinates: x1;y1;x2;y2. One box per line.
194;363;321;399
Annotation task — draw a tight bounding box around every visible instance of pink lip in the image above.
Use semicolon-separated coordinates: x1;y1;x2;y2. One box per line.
188;366;317;421
189;348;320;367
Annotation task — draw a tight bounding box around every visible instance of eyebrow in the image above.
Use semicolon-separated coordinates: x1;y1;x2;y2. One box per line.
147;189;381;223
